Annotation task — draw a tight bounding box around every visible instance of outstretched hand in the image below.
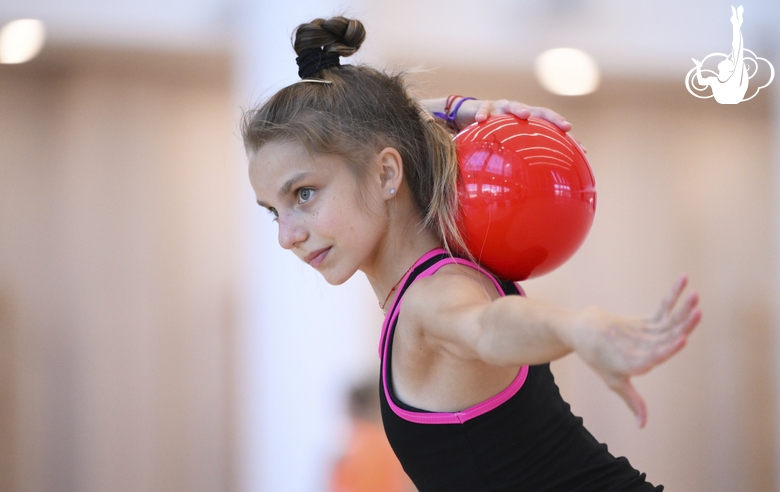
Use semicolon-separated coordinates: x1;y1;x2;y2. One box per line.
455;99;586;152
422;97;574;134
462;99;572;132
571;276;701;428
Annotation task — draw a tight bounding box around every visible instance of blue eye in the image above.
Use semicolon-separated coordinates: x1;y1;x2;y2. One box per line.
297;188;314;203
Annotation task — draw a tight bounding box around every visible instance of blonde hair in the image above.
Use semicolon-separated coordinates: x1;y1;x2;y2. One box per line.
241;16;467;254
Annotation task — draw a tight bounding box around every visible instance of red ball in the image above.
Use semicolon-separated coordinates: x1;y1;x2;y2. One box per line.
455;115;596;280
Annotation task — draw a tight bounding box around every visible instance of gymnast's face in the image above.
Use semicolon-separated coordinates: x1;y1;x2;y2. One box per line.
249;140;389;285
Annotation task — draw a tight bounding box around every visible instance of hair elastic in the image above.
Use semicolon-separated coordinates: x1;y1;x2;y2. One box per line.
296;48;341;79
432;96;476;132
443;95;461;115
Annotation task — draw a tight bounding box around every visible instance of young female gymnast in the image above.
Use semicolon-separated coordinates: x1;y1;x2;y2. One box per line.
243;16;701;492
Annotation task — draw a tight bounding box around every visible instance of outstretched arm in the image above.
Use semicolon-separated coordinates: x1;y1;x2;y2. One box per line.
410;272;701;428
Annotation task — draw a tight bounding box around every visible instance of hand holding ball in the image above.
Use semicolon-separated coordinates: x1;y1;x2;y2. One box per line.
456;115;596;280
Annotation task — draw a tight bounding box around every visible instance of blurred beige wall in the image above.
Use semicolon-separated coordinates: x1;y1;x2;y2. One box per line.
0;41;777;492
0;46;242;492
409;68;777;491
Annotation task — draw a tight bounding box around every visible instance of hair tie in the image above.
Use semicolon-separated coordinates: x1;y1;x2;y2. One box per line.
433;96;475;132
296;48;341;79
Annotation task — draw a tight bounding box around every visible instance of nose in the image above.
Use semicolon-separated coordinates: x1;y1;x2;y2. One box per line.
277;214;307;250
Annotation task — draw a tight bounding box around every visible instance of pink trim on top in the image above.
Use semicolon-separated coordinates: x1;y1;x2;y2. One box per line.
378;248;448;359
379;250;529;425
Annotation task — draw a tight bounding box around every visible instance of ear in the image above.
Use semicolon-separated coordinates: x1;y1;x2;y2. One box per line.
376;147;404;199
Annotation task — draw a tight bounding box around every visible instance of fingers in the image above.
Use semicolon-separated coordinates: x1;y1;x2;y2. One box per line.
660;288;700;344
473;100;492;122
524;106;571;131
654;300;700;357
509;106;532;120
554;118;572;132
676;298;702;338
476;100;573;132
670;289;699;326
497;101;531;120
641;296;700;370
476;99;510;121
648;332;689;368
653;275;689;321
611;377;648;428
645;286;699;358
491;99;511;115
489;99;528;120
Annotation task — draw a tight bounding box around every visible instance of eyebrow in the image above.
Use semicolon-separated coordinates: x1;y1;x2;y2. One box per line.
256;171;312;208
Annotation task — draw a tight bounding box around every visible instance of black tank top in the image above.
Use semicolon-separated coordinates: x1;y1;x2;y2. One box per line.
379;250;663;492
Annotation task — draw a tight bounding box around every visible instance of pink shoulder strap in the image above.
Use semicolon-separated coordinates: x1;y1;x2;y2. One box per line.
379;249;528;425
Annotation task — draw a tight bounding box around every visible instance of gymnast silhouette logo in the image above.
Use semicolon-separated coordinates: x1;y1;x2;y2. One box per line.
685;5;774;104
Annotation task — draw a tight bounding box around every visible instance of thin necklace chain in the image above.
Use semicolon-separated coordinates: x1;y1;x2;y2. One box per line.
379;264;414;311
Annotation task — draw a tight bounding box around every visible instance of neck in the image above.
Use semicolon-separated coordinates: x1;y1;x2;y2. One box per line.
360;214;442;313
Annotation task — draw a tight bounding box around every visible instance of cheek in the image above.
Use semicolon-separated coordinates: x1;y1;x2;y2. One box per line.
324;196;383;244
310;196;349;236
351;184;387;221
318;175;388;241
350;193;386;233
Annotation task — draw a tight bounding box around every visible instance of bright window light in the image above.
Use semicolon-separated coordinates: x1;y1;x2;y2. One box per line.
534;48;600;96
0;19;46;64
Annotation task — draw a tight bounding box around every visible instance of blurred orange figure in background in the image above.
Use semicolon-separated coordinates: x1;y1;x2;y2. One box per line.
330;380;416;492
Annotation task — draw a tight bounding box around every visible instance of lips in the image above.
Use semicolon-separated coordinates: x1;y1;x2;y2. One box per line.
305;247;331;268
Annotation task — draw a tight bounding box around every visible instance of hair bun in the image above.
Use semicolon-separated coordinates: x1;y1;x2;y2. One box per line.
293;17;366;58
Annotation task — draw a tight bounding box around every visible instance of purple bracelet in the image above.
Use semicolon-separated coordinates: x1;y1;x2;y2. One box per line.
432;97;476;132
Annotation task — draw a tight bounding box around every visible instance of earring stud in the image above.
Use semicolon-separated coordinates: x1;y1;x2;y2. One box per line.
389;188;396;195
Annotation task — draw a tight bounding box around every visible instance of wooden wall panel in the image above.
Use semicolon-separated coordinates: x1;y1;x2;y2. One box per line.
0;47;241;492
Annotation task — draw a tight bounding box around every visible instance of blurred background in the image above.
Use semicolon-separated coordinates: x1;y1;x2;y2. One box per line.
0;0;778;491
